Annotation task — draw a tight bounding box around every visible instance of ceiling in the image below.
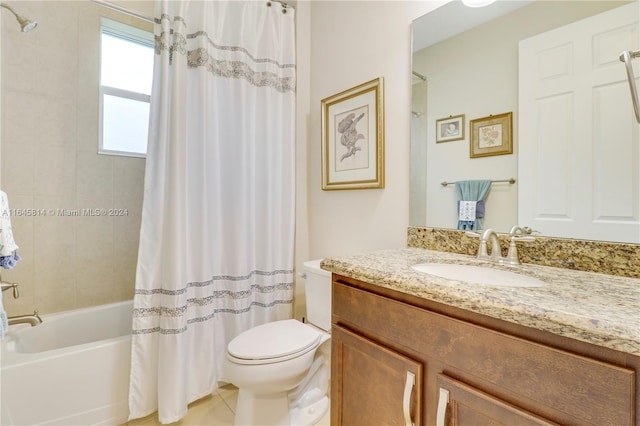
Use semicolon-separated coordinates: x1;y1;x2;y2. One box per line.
412;0;533;52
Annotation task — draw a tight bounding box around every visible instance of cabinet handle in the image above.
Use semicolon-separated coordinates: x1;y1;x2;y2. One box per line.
403;371;415;426
436;388;449;426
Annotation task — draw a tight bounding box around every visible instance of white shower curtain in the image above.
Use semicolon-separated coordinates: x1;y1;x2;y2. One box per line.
128;1;296;423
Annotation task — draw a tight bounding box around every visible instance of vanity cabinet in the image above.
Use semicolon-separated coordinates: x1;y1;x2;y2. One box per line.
331;275;638;426
332;325;422;425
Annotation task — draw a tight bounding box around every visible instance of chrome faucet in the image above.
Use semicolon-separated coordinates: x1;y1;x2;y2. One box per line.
466;226;536;265
476;229;503;262
8;310;42;326
503;226;536;266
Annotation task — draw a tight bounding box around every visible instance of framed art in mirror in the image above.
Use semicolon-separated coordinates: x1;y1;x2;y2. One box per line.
470;112;513;158
436;114;465;143
321;78;384;190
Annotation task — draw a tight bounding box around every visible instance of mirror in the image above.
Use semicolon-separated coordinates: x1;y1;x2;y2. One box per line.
410;0;637;242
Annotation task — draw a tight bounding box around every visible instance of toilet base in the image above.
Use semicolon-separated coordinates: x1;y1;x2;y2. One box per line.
232;355;330;426
234;390;290;426
290;395;329;426
233;390;329;426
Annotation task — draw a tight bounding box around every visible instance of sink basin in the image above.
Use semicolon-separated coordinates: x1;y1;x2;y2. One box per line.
411;263;547;288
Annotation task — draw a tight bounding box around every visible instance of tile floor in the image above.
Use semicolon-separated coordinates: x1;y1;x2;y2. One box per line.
125;384;331;426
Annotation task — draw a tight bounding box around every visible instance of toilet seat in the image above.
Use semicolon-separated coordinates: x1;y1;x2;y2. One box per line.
227;319;322;365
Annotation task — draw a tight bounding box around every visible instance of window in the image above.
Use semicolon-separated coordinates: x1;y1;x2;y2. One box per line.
99;18;154;157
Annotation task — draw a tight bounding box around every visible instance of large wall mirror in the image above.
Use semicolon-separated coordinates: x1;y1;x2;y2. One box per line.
410;0;640;243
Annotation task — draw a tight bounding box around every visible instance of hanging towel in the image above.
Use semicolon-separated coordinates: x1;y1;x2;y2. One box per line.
0;288;7;340
0;251;20;269
455;180;491;230
0;190;20;269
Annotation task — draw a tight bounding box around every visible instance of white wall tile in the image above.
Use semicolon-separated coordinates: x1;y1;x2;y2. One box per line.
2;90;76;148
1;143;35;196
1;1;146;314
34;145;76;197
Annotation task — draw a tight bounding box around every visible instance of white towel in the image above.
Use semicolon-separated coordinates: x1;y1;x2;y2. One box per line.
0;190;15;339
0;289;7;340
458;200;477;222
0;190;18;257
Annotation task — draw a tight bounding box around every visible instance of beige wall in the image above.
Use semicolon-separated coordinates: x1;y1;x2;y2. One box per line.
0;1;151;315
305;1;437;261
292;1;439;320
294;1;311;319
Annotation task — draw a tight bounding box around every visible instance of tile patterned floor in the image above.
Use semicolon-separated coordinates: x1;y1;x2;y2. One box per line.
125;384;330;426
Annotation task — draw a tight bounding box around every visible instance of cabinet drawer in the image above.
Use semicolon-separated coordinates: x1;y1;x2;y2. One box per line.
333;280;636;425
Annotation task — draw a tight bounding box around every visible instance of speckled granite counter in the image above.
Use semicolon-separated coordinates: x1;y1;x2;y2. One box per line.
321;248;640;356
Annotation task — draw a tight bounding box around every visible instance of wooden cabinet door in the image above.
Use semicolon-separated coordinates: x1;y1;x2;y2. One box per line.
332;325;422;426
435;375;558;426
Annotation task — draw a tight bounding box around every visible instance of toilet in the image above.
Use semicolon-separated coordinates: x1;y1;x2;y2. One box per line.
224;259;332;426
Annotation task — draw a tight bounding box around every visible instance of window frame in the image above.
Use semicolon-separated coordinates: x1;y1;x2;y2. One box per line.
98;18;154;158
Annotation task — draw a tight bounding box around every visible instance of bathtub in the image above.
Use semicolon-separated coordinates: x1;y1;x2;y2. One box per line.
1;300;133;425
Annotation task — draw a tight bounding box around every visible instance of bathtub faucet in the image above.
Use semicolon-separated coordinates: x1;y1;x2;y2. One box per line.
0;280;19;299
8;310;42;326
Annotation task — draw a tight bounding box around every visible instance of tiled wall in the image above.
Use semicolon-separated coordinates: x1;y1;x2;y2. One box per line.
408;227;640;279
1;2;150;315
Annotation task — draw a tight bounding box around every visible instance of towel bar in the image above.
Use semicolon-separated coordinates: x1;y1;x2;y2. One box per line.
440;178;516;187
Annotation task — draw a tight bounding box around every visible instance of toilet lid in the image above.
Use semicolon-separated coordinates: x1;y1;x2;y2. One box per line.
227;319;321;362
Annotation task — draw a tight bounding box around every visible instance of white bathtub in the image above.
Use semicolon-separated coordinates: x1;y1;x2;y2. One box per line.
1;300;133;425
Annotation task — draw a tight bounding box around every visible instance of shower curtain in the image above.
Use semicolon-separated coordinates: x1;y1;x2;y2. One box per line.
128;1;296;423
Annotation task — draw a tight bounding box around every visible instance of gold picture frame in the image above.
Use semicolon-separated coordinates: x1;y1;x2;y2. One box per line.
470;112;513;158
321;78;384;190
436;114;465;143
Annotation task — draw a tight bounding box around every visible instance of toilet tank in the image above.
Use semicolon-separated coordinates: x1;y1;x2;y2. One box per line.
303;259;332;332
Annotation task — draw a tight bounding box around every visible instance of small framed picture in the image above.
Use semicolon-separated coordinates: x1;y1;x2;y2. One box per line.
320;78;384;190
435;114;465;143
470;112;513;158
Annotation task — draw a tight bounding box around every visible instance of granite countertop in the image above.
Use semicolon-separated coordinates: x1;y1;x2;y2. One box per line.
321;248;640;356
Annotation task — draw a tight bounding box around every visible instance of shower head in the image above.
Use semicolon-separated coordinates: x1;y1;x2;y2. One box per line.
17;16;37;32
1;2;38;33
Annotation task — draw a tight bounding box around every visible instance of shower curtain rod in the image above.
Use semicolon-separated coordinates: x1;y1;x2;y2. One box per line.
91;0;153;23
91;0;294;23
268;1;294;10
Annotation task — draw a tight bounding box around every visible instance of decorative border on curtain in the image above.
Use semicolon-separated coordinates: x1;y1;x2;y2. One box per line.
154;14;296;93
132;270;294;335
132;299;294;335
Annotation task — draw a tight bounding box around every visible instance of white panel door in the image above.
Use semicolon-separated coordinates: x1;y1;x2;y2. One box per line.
519;2;639;243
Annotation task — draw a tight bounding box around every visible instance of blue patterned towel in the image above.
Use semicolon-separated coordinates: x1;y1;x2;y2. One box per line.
454;180;491;230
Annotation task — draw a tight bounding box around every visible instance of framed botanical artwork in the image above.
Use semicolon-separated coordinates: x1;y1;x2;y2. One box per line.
321;78;384;190
470;112;513;158
436;114;465;143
